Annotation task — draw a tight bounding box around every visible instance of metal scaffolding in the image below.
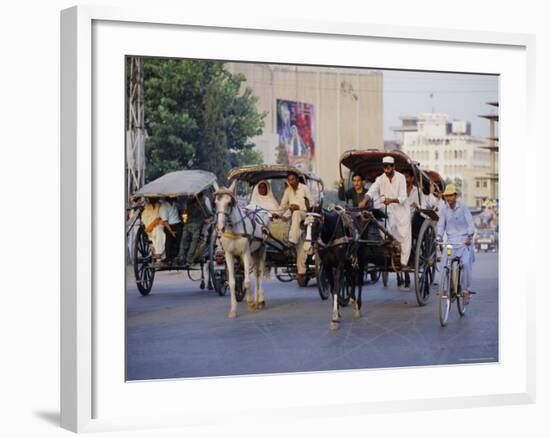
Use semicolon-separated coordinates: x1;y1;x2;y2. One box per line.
126;57;147;200
479;102;499;201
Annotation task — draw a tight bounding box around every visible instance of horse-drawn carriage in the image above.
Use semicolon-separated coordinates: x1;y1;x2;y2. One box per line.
303;149;444;330
334;149;444;307
225;164;326;291
127;170;220;296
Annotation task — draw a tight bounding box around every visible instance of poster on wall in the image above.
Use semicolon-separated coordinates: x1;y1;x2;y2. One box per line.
276;99;315;172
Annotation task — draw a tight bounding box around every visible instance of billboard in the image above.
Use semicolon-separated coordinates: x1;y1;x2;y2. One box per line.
276;99;315;171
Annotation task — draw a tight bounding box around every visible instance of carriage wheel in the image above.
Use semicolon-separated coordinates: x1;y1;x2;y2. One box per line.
133;227;155;296
275;266;295;282
208;232;226;296
315;250;330;300
414;219;437;306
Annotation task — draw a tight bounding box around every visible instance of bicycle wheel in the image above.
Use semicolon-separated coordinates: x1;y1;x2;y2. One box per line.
438;266;451;327
456;264;467;317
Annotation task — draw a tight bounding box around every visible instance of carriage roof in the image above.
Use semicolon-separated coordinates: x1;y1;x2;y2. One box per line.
132;170;218;198
227;164;324;189
423;169;445;192
339;149;443;193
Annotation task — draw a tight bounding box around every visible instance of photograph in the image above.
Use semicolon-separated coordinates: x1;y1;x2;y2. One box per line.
124;57;499;381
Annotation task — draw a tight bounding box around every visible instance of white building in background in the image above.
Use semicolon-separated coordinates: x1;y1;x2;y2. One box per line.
392;113;493;208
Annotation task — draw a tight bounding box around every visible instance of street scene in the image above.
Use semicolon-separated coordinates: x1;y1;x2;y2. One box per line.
126;252;498;380
126;58;499;381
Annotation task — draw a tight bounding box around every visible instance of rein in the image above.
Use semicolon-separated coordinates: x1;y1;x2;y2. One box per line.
217;200;267;242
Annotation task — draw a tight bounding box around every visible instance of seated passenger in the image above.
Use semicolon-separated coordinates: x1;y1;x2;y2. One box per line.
249;180;281;217
338;172;370;208
159;197;182;264
141;198;166;260
177;192;211;266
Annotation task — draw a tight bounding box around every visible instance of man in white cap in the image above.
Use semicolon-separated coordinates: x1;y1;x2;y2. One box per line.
436;183;476;304
359;156;412;270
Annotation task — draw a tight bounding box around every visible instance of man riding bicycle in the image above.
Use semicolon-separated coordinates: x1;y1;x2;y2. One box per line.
436;184;476;304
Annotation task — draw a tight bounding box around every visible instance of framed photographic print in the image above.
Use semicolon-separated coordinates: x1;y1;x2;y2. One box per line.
61;5;536;433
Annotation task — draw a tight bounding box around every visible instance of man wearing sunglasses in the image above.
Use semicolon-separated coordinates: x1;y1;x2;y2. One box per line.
359;156;412;271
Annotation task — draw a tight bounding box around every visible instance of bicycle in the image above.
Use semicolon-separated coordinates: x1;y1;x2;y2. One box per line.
438;243;468;327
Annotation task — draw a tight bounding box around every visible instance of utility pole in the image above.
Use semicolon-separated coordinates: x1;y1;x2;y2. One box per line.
127;56;147;201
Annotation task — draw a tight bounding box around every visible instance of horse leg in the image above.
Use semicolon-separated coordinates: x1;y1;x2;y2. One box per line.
349;264;357;312
330;265;342;330
226;253;238;319
242;247;255;312
255;247;266;309
354;267;362;319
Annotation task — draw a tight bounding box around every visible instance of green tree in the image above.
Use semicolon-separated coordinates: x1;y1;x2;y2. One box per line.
141;59;265;183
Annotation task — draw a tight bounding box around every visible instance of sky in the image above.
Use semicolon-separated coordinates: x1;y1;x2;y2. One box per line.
380;70;499;140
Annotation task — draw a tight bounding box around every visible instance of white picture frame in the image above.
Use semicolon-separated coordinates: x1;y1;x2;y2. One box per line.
60;5;536;433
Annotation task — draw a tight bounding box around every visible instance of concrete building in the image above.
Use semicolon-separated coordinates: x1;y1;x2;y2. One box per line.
225;63;383;189
392;113;493;208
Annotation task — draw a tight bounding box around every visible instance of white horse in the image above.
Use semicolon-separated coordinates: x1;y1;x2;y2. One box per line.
214;187;268;319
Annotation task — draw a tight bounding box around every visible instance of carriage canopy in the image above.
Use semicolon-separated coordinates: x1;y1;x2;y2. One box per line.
227;164;325;207
228;164;323;189
339;149;444;194
132;170;218;198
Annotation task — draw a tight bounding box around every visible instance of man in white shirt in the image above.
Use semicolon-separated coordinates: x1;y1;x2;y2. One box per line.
359;156;412;268
280;172;314;282
280;172;314;243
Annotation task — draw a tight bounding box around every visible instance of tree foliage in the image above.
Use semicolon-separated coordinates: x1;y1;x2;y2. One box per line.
142;59;265;184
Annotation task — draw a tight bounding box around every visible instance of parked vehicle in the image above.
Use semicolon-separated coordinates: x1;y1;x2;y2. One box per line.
475;228;497;252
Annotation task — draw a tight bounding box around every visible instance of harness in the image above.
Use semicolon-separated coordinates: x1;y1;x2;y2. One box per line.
315;206;403;271
216;201;268;244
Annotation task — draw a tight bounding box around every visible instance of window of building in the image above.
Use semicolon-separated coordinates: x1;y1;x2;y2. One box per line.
483;181;488;188
435;151;439;160
476;181;480;188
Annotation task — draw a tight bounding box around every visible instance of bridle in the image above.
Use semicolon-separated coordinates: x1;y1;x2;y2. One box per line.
214;193;255;237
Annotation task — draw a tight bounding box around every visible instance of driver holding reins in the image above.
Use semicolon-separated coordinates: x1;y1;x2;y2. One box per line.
280;171;314;284
358;156;412;268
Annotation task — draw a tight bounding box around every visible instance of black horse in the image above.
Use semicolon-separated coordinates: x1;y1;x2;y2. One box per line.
305;207;363;330
305;206;389;330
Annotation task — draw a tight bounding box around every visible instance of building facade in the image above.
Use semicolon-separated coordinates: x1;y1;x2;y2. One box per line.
393;113;493;208
225;63;384;189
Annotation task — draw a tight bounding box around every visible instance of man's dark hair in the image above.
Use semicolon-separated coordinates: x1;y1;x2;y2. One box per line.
351;172;364;180
402;169;414;177
287;171;299;179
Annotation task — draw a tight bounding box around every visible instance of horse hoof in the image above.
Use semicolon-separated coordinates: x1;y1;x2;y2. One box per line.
330;321;340;331
247;302;256;312
228;311;237;319
256;301;265;310
354;310;362;319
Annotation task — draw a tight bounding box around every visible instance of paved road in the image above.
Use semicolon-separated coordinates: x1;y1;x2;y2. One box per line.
126;252;498;381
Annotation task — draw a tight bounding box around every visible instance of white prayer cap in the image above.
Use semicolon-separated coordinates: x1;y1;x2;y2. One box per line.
382;156;395;164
